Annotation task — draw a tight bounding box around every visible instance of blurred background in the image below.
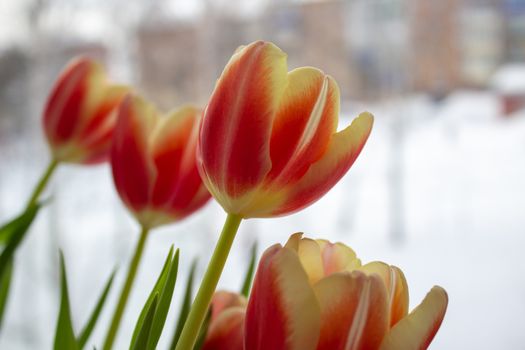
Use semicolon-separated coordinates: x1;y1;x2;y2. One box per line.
1;0;525;348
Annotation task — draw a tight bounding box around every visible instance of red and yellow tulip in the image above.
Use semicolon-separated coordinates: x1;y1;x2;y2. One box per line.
198;41;373;218
203;234;448;350
43;57;128;164
110;94;211;229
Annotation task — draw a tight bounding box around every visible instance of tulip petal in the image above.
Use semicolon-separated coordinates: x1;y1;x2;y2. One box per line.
268;69;338;185
203;307;245;350
358;262;409;327
245;244;321;350
44;58;92;145
150;106;209;219
79;85;129;163
379;286;448;350
210;291;247;322
272;112;373;216
314;271;389;350
199;41;287;207
317;239;360;275
284;233;324;284
110;95;157;214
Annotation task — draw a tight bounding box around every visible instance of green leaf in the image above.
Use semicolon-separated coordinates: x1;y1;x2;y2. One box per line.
0;215;26;245
240;242;257;297
169;258;197;350
193;309;211;350
147;249;179;350
130;245;180;350
0;203;41;278
129;246;174;347
54;252;79;350
130;293;158;350
77;270;116;349
0;258;13;328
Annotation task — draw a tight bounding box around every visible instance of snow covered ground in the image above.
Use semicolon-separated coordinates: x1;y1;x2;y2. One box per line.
0;91;524;349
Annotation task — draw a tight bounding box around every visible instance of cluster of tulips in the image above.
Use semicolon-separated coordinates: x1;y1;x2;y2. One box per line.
0;41;447;350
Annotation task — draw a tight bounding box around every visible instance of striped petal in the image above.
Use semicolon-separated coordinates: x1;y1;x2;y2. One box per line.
150;106;210;220
199;41;287;208
267;69;338;185
44;58;92;145
284;233;324;284
314;271;389;350
110;95;157;216
358;262;409;327
245;244;321;350
272;112;373;216
380;286;448;350
203;307;245;350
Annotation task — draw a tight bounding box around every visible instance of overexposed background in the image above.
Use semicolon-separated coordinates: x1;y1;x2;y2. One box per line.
1;0;525;349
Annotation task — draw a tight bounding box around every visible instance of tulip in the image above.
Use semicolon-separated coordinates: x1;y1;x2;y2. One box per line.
176;41;373;350
198;40;373;218
203;234;448;350
43;57;128;165
110;94;211;229
246;233;448;350
0;58;126;344
103;94;211;350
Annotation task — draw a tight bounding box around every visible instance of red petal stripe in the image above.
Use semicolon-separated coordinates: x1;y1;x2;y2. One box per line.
110;96;155;213
200;41;287;199
314;272;389;350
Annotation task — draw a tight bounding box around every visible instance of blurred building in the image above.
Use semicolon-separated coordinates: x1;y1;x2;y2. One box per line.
265;0;356;99
136;21;207;110
410;0;462;98
503;0;525;61
459;3;505;87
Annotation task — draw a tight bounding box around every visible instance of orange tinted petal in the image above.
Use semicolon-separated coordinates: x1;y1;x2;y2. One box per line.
318;239;360;275
314;271;389;350
268;69;338;185
380;286;448;350
358;262;409;327
245;244;320;350
272;112;373;216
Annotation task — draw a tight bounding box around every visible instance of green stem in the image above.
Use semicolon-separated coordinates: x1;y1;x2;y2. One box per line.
175;213;242;350
27;159;59;207
103;226;149;350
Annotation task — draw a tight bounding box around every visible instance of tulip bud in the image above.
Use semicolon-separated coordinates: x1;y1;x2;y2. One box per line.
111;94;211;229
198;41;373;218
202;291;247;350
43;57;128;164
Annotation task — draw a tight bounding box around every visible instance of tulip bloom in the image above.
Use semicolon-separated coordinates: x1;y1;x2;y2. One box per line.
177;41;374;350
43;57;128;164
203;234;448;350
104;94;211;349
110;94;211;229
198;40;373;218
